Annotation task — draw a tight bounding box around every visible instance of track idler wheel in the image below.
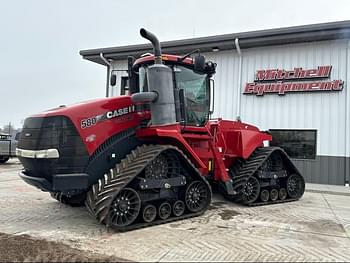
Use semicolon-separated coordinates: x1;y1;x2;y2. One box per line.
260;189;270;202
173;200;185;217
287;174;305;199
270;189;279;201
279;188;287;200
142;204;157;223
242;176;260;204
158;202;171;220
185;181;210;213
108;188;141;229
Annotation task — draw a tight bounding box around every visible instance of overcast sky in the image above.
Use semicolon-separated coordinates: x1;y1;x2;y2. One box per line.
1;0;350;128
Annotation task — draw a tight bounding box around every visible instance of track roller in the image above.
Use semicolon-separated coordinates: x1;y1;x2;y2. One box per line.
279;188;287;200
260;189;269;202
173;200;185;217
142;204;157;223
270;189;279;201
158;202;172;220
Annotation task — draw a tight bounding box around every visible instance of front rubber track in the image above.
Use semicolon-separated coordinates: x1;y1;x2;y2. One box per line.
85;144;212;231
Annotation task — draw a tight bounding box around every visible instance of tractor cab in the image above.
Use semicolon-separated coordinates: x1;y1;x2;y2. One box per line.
124;53;216;127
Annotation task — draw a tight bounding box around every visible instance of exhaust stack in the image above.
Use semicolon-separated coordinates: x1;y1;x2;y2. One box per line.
131;28;177;126
140;28;162;64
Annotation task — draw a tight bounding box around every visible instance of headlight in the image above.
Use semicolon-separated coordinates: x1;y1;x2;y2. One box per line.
16;148;59;159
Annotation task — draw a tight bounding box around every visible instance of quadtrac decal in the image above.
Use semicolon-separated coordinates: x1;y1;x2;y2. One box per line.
81;105;135;129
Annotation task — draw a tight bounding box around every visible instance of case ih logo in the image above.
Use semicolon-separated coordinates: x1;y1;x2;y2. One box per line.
244;66;344;96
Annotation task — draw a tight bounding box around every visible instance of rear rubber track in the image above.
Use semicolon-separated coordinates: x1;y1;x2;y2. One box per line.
231;146;304;206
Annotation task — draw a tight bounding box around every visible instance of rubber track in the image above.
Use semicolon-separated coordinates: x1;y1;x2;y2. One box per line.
85;144;211;231
231;146;303;206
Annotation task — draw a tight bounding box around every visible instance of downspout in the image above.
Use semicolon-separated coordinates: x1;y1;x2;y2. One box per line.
345;40;350;187
100;53;111;97
234;38;243;120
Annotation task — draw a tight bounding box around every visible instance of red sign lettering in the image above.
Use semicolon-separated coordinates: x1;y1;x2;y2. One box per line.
245;65;343;96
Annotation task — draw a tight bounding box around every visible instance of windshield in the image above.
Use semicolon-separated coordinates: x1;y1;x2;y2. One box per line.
174;66;209;126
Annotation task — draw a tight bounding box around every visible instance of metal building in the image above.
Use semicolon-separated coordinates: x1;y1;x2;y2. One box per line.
80;20;350;186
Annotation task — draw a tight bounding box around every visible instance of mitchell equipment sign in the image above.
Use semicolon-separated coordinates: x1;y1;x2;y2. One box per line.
244;66;344;96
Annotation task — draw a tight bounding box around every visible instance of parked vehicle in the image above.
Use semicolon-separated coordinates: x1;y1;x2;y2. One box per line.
16;28;305;231
0;133;19;163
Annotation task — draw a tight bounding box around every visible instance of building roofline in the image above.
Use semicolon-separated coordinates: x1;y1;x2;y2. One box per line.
80;20;350;66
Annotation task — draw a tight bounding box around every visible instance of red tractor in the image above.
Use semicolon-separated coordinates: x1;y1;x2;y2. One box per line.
17;29;305;231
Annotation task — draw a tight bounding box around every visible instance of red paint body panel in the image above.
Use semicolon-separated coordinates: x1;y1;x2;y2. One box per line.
207;120;272;159
32;96;140;155
136;124;207;170
29;94;272;182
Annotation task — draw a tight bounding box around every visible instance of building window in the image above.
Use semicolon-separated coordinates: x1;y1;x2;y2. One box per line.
269;129;317;160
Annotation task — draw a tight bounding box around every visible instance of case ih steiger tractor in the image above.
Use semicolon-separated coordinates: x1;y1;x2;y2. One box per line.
16;29;305;231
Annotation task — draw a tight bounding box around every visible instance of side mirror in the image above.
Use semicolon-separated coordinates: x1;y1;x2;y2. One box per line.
110;74;117;86
209;79;215;115
194;55;206;73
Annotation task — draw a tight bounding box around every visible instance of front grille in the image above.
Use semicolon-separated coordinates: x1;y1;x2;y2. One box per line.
18;116;89;181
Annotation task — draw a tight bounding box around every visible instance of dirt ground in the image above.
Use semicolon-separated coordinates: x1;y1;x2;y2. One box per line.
0;232;126;262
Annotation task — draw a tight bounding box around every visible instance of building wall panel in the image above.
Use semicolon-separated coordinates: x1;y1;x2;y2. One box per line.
239;40;348;157
107;39;349;185
207;40;349;185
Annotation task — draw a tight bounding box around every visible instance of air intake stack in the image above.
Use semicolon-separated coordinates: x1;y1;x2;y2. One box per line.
131;28;177;126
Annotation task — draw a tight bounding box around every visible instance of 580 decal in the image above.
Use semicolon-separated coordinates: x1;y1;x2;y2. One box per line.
81;117;98;129
81;106;135;129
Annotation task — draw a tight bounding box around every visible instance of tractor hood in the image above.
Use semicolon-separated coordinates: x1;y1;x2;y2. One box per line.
22;96;141;155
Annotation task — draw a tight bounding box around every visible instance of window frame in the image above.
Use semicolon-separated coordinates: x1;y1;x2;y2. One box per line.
269;129;317;160
173;64;210;127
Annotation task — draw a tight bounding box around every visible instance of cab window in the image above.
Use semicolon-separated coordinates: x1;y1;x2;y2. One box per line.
174;66;209;126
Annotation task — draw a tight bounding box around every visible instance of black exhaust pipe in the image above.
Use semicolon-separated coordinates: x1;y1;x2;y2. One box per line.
140;28;162;64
